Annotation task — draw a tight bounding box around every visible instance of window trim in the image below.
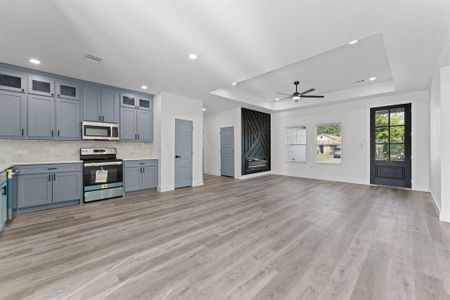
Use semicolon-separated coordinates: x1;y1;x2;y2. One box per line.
314;122;343;165
285;125;307;163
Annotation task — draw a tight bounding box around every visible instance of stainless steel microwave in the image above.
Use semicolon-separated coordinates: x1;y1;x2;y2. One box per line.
82;121;119;141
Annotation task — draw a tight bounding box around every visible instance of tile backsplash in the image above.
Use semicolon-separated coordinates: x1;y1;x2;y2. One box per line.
0;139;155;170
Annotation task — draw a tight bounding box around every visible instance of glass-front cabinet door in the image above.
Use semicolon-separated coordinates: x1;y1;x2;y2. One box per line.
0;68;26;93
138;97;152;111
28;74;55;97
121;93;137;108
56;80;80;100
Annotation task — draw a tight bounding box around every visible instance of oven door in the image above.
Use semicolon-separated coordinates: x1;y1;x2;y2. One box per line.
83;161;123;187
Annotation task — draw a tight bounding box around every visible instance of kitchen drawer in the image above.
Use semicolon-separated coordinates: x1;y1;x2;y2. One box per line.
14;163;82;175
124;159;158;168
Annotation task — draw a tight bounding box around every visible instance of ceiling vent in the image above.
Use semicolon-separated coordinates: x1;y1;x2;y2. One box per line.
85;53;103;63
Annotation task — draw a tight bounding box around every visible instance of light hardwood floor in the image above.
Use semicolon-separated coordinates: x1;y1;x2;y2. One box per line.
0;175;450;300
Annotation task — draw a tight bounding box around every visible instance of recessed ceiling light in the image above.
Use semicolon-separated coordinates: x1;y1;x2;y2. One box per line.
141;85;148;90
275;97;280;101
188;53;198;60
29;58;41;65
231;82;237;86
348;39;359;45
369;76;377;81
202;108;206;111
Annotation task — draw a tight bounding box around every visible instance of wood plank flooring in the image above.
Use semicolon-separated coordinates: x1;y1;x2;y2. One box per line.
1;174;449;300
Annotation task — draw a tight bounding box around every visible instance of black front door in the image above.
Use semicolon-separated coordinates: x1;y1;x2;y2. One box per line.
370;103;411;188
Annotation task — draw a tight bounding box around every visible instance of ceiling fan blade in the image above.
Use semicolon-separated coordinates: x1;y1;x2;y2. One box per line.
277;92;291;96
273;96;291;102
300;88;315;95
300;95;325;98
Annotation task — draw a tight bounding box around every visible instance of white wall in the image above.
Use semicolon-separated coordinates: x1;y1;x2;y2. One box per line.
430;69;442;210
271;90;430;191
204;108;241;177
439;66;450;222
155;92;203;192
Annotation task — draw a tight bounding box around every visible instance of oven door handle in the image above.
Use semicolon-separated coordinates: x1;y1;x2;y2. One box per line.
84;162;123;167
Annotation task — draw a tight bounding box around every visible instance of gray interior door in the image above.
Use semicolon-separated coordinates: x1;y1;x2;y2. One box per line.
370;103;411;188
175;119;193;189
220;127;234;177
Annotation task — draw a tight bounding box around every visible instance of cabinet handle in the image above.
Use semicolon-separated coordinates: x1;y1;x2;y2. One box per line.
142;167;145;173
137;134;140;140
51;93;54;96
135;134;137;140
99;115;102;121
21;129;24;136
51;130;54;136
48;174;51;182
57;94;60;97
57;130;60;137
21;89;25;93
53;174;56;181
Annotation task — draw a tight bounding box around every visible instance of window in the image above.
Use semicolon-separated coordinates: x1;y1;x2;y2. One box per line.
374;108;405;161
286;126;307;162
316;123;342;164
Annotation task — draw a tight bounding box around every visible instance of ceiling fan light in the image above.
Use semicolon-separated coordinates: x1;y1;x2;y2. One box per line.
292;96;300;100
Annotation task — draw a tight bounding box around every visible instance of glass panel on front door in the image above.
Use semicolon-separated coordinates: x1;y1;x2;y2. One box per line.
375;107;405;161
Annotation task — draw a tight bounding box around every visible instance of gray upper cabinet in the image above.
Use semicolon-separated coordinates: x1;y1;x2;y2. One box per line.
0;90;27;138
83;86;119;123
120;93;153;142
56;80;80;100
137;109;153;142
28;74;55;97
27;94;55;139
120;107;137;140
0;68;26;93
55;98;81;139
83;86;101;122
18;173;52;208
52;172;81;203
101;90;119;123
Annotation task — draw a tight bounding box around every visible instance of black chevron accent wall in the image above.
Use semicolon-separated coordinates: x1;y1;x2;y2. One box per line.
241;108;271;175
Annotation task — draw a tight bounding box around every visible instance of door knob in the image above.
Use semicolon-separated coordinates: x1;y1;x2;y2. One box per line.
175;155;181;158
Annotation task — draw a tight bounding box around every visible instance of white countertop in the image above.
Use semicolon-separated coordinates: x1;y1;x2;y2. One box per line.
1;161;83;173
123;158;159;161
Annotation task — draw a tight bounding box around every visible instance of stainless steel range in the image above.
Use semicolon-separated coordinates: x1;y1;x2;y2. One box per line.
80;148;123;202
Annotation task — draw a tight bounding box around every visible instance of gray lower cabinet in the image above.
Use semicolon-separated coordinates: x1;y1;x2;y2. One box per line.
52;172;82;203
0;90;26;138
83;86;119;123
124;160;158;192
15;163;82;212
121;107;153;142
18;173;53;208
124;167;142;192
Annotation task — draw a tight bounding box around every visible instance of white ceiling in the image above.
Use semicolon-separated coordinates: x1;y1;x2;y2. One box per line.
1;0;449;114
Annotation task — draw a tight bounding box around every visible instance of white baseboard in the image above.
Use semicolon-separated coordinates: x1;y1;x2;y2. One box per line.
271;171;367;186
193;179;204;187
440;212;450;223
205;169;220;176
430;191;441;218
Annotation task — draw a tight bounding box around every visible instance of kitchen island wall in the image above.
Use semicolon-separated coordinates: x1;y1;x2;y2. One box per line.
0;139;154;171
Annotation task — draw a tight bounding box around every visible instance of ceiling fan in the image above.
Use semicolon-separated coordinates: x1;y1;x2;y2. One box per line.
276;81;324;102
